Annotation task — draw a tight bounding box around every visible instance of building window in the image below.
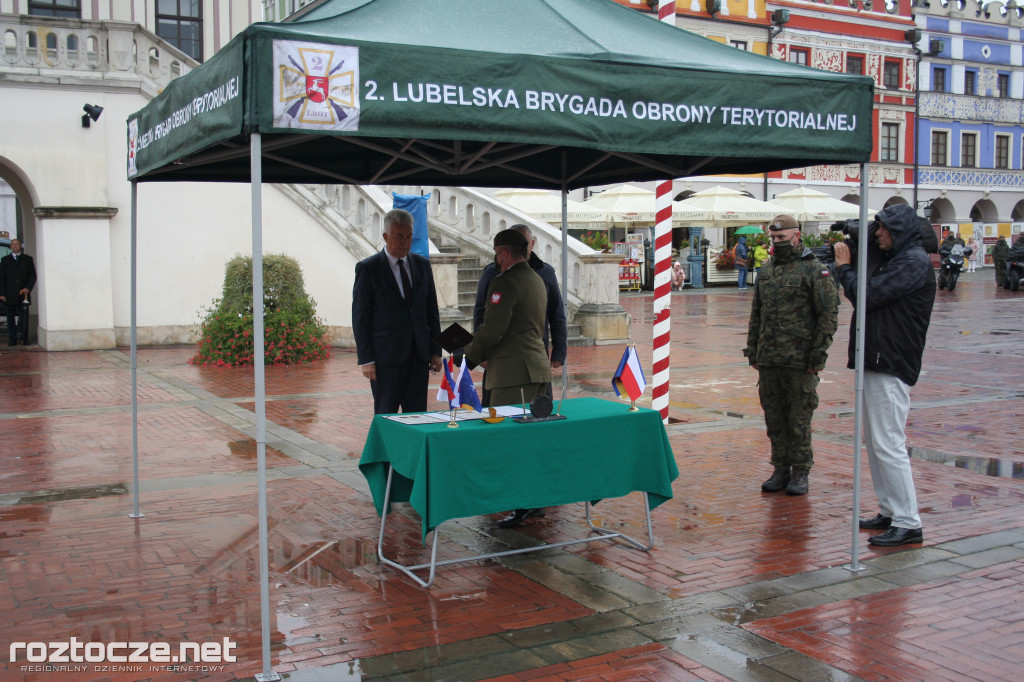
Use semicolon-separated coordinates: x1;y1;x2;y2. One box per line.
964;70;976;95
730;40;748;51
933;67;946;93
28;0;80;17
846;55;864;75
788;48;809;66
931;131;948;166
881;122;900;162
998;73;1009;98
156;0;203;61
961;133;977;167
995;135;1010;169
883;60;901;89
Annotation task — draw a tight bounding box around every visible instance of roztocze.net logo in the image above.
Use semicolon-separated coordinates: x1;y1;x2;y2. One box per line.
9;637;237;666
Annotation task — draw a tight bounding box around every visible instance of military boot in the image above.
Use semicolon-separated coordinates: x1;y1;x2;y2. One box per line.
761;468;790;493
786;471;809;496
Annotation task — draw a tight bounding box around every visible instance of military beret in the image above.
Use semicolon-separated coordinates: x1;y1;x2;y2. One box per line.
768;215;800;232
493;228;528;247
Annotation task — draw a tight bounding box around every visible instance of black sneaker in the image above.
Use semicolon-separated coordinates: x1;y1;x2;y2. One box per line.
859;514;892;530
868;526;923;546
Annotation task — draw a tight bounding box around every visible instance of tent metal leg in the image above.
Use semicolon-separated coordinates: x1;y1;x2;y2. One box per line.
584;493;653;551
375;465;655;587
128;180;144;520
845;163;869;574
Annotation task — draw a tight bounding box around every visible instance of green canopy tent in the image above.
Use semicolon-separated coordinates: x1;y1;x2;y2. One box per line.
124;1;875;677
129;0;871;186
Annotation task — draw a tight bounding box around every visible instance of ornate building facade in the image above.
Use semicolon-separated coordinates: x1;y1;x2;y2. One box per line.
612;0;1024;254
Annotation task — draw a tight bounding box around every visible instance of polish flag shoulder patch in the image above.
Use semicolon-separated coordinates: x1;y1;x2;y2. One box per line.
490;292;503;304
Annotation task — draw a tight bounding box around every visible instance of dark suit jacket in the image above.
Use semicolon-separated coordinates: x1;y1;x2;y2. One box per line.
352;250;441;368
0;252;36;305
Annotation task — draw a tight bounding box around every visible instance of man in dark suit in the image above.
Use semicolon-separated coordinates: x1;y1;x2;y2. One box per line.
0;239;36;346
352;209;442;414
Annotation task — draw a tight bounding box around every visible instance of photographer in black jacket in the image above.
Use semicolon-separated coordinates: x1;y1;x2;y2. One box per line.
833;204;935;547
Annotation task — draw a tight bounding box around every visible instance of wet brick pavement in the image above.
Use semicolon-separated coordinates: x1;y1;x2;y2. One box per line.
0;274;1022;681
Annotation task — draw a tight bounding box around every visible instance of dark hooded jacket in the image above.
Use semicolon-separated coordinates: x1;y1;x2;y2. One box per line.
834;204;936;386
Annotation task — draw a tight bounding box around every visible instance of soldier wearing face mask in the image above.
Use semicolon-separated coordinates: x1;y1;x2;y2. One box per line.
744;215;839;496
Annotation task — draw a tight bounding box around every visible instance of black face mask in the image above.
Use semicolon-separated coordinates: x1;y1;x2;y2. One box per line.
772;242;796;262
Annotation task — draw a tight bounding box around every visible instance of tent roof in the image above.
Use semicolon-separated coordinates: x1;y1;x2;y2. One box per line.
127;0;873;189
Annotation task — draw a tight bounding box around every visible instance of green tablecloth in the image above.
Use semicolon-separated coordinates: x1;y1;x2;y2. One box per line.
358;397;678;541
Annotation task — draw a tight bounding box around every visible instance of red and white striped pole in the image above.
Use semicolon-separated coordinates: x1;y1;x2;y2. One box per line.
651;0;676;423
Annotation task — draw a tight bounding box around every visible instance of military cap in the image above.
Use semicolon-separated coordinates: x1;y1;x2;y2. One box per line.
493;228;528;247
768;215;800;231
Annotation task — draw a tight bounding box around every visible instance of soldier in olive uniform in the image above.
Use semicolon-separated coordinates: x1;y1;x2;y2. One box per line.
466;229;552;408
993;237;1009;287
466;228;553;529
744;215;839;496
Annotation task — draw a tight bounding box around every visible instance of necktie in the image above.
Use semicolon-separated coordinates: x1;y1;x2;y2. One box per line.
397;258;412;299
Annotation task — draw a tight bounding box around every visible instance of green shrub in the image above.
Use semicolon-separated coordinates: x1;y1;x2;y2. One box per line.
191;254;330;367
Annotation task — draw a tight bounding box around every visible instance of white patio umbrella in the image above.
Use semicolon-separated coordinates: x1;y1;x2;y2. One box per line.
582;183;707;225
675;186;786;226
493;188;612;228
769;187;863;223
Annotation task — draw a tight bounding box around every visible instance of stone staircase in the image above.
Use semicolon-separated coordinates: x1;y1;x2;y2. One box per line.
439;245;593;347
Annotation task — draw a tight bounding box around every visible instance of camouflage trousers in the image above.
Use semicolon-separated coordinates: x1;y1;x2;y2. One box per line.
757;367;820;473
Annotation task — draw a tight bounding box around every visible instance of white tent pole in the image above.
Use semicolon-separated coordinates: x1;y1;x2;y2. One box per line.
251;133;280;682
129;180;143;520
560;173;568;398
652;0;677;423
845;164;870;573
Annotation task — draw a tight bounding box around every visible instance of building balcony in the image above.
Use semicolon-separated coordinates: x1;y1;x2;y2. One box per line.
920;91;1024;125
919;166;1024;189
0;14;194;95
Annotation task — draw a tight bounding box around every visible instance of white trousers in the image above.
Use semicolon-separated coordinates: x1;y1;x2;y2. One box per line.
862;371;921;529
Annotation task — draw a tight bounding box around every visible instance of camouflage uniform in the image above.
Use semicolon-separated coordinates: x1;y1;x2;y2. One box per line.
993;238;1009;287
744;246;838;474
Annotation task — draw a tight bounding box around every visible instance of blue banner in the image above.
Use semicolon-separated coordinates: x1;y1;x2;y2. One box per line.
392;192;431;258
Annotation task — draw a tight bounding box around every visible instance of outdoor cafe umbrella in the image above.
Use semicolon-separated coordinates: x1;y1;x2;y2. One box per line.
769;187;862;222
733;225;765;235
582;184;707;225
493;188;611;228
675;186;785;226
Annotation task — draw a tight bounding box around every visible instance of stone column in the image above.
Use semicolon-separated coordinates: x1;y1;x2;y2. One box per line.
573;252;629;343
430;253;462;325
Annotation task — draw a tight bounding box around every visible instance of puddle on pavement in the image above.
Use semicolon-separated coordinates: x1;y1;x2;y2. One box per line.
909;447;1024;479
287;405;319;424
14;482;129;504
279;659;362;680
709;603;768;626
227;439;258;459
275;538;377;587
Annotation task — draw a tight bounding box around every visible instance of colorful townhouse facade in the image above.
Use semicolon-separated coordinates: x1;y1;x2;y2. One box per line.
613;0;1024;255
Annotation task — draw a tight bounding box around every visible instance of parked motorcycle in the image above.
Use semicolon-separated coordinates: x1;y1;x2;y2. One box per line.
938;243;970;291
1003;247;1024;292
